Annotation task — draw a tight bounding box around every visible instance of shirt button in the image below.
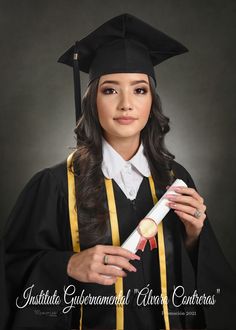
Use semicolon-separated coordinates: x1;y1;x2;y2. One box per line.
129;189;135;196
125;163;132;174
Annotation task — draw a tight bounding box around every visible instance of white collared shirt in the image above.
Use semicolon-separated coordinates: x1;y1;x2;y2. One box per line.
101;138;151;200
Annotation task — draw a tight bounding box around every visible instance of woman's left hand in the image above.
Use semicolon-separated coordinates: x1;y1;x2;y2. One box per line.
166;186;206;247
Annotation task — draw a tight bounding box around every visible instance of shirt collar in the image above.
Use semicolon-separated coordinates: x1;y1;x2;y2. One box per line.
101;138;151;179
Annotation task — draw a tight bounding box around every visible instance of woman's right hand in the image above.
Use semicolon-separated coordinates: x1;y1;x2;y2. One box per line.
67;245;140;285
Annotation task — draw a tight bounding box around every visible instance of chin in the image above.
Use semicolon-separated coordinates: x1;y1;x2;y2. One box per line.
115;132;141;140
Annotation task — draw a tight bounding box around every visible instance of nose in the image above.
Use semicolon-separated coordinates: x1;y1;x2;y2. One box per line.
118;91;133;111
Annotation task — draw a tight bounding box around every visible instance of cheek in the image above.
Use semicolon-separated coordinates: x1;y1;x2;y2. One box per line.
97;98;113;129
138;98;152;120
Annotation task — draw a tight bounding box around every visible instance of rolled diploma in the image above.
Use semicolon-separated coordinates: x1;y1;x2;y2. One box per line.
102;178;187;276
121;178;187;254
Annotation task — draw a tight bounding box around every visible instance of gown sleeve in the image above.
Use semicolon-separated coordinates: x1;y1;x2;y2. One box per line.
172;161;236;329
0;167;74;330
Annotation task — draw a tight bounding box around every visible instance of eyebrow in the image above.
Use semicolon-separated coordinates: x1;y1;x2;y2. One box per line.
100;79;149;86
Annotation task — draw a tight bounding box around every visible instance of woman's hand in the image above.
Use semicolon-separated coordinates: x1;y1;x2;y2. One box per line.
166;186;206;248
67;245;140;285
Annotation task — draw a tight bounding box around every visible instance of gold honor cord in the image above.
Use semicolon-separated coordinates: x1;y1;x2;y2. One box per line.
67;152;83;330
148;177;170;330
104;178;124;330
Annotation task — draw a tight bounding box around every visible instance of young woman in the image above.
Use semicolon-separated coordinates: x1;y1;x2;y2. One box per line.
68;72;206;284
1;13;235;330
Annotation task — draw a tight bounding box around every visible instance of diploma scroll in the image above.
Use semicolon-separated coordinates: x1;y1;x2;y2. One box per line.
103;179;187;277
121;178;187;253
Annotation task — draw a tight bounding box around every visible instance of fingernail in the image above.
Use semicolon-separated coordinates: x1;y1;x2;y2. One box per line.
169;202;176;207
131;267;137;272
174;187;182;192
166;195;176;200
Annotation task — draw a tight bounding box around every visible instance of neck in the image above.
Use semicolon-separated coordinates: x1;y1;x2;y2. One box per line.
104;135;140;160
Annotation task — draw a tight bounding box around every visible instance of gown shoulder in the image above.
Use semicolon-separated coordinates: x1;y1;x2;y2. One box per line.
3;159;71;249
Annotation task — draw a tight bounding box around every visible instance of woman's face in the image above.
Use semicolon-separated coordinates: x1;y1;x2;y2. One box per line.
96;73;152;144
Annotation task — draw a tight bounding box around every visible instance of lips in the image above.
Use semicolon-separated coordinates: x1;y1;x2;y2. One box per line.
114;116;137;125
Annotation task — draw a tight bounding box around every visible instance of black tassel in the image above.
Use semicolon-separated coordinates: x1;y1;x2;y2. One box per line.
73;41;81;123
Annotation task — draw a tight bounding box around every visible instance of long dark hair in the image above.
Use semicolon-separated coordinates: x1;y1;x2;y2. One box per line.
72;76;175;247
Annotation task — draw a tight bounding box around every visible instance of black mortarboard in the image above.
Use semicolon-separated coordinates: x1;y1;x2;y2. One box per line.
58;13;188;122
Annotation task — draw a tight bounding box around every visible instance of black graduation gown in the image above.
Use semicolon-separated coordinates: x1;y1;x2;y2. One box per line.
0;160;235;330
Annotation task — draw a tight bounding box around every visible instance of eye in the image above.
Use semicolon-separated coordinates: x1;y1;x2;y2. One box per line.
101;88;117;95
134;87;148;94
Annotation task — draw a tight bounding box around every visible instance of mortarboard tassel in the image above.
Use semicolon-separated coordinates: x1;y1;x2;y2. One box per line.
73;41;81;123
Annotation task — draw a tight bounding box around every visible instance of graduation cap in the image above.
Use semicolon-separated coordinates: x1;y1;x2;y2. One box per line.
58;13;188;122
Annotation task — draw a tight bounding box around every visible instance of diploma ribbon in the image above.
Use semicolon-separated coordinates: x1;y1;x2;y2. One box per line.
137;218;158;251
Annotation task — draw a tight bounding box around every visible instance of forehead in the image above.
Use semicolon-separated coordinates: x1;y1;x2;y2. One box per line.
98;73;149;84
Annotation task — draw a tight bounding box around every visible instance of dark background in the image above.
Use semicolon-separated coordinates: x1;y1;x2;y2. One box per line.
1;0;235;271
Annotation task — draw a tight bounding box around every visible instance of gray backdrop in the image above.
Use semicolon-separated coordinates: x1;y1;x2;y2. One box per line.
1;0;235;271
